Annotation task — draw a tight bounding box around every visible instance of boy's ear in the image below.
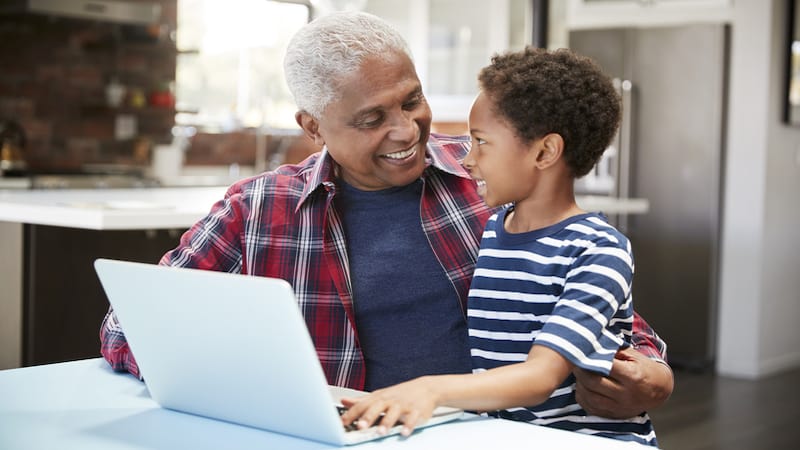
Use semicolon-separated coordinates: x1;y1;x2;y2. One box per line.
534;133;564;169
296;111;325;147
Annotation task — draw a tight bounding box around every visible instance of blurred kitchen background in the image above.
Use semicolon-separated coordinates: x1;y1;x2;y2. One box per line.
0;1;799;447
0;0;321;188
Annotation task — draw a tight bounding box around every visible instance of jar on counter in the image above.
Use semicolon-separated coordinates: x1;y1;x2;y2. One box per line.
148;81;175;108
129;88;147;109
105;77;126;108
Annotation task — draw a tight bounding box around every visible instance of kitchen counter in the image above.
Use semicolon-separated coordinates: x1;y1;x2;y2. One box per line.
0;186;228;230
577;195;649;215
0;187;649;231
0;177;31;190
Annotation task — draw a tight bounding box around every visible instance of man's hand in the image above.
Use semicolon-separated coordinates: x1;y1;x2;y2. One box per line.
573;347;674;419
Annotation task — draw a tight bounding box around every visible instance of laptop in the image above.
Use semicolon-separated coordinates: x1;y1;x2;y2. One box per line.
93;258;463;445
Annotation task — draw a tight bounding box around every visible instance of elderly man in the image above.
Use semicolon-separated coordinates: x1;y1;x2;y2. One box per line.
101;11;672;419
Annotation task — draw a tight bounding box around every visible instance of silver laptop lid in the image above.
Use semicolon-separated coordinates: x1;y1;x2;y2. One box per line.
94;258;348;445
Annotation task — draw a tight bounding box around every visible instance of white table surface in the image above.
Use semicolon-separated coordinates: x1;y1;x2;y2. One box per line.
0;358;651;449
0;186;648;231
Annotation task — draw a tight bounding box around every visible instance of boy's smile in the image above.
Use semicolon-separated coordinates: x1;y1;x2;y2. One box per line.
464;92;538;208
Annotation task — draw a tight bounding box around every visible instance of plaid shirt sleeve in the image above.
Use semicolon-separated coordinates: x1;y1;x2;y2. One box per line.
630;311;668;362
99;307;141;379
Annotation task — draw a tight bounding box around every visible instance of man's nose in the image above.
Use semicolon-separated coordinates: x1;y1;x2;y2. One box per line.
387;112;417;142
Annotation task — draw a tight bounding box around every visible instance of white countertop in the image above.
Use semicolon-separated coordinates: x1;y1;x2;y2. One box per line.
0;187;648;231
0;186;228;230
577;195;649;215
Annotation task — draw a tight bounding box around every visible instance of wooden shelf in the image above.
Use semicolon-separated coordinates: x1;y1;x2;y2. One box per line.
81;104;176;116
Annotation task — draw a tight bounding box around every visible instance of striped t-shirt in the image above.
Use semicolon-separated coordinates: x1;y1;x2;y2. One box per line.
467;208;657;446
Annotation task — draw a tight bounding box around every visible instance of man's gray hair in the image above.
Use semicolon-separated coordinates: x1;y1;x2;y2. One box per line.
283;11;413;118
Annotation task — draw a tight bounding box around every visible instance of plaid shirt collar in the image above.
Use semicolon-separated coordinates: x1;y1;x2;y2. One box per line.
296;135;473;212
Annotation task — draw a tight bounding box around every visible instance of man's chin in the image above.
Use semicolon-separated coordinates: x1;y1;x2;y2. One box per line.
385;162;426;188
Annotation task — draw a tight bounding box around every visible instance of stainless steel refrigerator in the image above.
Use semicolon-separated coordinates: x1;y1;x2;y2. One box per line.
569;24;728;370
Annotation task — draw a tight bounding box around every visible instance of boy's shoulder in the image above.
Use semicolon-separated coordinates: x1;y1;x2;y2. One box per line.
562;213;631;249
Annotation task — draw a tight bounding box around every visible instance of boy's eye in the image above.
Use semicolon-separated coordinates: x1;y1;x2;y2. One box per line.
474;137;487;146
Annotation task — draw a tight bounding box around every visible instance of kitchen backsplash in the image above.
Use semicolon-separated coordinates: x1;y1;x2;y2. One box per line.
0;0;178;173
0;1;465;177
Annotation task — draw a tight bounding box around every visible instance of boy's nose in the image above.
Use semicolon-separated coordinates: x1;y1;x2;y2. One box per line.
463;147;476;169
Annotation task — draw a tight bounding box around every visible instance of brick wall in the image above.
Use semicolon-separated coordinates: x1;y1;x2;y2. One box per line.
0;0;178;173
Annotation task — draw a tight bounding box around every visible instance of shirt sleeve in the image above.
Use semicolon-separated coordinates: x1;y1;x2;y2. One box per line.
630;311;668;362
534;242;634;376
99;307;141;379
159;187;247;271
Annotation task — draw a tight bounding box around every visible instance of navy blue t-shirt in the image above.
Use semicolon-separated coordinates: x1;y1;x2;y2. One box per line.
336;179;472;391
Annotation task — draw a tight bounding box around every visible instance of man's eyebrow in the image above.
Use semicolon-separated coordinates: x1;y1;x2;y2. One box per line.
406;86;425;103
352;105;382;120
352;86;425;119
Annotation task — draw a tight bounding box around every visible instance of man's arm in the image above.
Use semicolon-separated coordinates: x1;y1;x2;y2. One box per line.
98;186;247;378
573;312;674;418
99;307;141;379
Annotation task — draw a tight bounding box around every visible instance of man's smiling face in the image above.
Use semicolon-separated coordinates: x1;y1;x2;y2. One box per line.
301;51;432;190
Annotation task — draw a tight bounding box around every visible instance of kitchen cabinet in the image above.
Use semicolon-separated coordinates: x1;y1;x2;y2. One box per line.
1;222;182;368
23;225;183;366
565;0;733;29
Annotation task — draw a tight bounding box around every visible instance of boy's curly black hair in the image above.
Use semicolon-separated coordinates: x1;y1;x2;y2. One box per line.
478;47;621;178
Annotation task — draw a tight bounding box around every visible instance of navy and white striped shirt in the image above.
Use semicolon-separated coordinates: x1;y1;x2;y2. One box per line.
468;208;657;446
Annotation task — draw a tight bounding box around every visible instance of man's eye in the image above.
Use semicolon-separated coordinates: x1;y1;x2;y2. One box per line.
357;115;383;128
403;98;422;110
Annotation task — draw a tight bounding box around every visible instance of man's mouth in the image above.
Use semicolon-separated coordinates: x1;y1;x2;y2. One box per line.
381;147;416;160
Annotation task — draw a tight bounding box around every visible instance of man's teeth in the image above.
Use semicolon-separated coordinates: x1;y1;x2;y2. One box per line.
383;148;415;160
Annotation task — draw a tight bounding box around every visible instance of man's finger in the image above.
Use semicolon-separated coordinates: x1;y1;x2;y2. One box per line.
574;368;624;395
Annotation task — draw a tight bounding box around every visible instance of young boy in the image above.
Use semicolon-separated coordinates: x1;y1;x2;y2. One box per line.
340;47;658;446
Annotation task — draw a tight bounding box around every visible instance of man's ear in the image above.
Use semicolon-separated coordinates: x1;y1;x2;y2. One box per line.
534;133;564;169
296;111;325;147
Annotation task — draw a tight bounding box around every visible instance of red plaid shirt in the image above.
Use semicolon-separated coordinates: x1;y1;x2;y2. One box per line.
100;134;667;386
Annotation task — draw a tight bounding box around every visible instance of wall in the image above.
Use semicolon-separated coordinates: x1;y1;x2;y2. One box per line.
717;0;800;378
0;0;177;172
759;0;800;375
0;222;22;370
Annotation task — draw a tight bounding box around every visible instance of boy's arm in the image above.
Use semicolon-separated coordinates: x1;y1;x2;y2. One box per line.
340;345;573;436
573;312;674;418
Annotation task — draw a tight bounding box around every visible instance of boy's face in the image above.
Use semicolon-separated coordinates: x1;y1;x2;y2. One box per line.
297;51;432;191
464;91;539;207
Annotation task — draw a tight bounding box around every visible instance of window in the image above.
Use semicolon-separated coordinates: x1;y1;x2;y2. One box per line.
364;0;531;121
175;0;310;131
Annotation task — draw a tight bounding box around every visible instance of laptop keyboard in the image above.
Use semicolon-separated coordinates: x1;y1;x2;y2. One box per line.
337;406;360;432
337;406;397;432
